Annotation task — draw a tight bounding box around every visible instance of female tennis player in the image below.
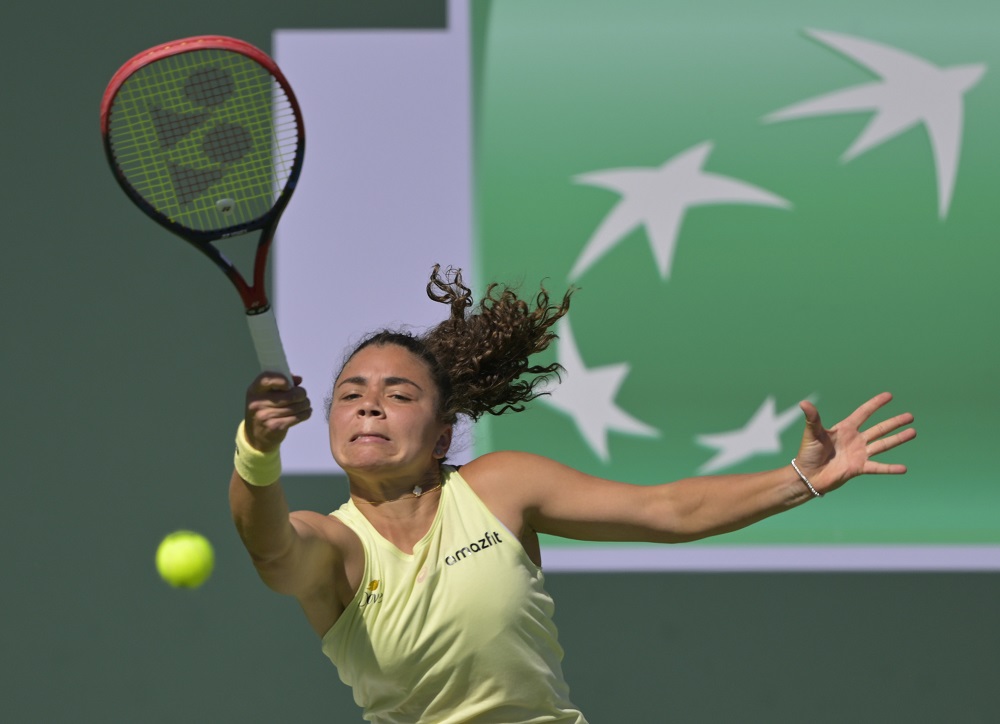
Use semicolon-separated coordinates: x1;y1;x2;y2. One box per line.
229;265;916;723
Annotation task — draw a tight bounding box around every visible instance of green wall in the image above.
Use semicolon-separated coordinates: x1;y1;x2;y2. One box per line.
4;1;996;722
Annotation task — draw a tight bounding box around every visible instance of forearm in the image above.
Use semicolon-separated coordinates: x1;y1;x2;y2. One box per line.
228;373;324;594
651;464;817;542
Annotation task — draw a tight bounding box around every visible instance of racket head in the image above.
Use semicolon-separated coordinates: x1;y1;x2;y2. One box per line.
101;36;304;245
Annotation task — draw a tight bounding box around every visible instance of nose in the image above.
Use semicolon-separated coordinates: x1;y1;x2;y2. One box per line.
356;397;384;417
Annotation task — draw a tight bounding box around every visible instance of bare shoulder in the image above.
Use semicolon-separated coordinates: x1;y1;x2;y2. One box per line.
459;450;612;519
460;451;658;543
459;450;538;480
461;450;569;479
461;450;616;495
290;509;357;543
459;451;547;498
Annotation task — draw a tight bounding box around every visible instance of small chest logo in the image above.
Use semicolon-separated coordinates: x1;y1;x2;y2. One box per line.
360;579;383;608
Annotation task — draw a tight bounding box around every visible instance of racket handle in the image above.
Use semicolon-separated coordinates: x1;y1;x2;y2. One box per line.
246;308;293;383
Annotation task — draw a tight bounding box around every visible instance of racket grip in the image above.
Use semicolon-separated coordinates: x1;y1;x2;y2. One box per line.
246;308;293;383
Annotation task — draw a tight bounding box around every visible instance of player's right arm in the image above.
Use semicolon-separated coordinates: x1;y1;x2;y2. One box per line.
228;374;358;636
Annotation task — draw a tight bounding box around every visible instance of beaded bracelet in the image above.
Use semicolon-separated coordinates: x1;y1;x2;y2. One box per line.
790;458;823;498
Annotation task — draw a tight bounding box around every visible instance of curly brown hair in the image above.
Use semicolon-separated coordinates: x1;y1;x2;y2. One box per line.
327;265;573;423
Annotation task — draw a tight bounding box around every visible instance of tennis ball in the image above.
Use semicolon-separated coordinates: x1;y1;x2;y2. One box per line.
156;530;215;588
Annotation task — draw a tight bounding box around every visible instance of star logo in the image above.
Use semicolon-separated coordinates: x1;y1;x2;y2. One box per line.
696;395;816;474
569;141;791;281
763;28;986;219
538;318;659;462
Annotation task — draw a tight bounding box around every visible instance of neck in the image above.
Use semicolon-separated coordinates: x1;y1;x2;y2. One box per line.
348;466;445;507
352;481;444;506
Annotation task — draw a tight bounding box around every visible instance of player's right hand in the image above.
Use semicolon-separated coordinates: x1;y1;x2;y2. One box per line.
244;373;312;453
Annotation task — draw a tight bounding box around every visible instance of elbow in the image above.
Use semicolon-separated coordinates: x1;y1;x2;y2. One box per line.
232;527;300;595
249;551;300;596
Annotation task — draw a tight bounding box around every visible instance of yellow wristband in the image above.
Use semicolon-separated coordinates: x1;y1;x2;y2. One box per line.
234;420;281;487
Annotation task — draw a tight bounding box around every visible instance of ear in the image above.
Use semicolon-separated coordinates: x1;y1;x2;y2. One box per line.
433;426;453;459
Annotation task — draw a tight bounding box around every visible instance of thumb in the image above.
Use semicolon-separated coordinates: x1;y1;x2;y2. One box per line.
799;399;826;440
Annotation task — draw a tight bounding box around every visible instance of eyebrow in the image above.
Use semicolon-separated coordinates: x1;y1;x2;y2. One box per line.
336;375;424;391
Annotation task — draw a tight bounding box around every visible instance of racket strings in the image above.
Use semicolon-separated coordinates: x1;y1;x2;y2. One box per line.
108;49;302;233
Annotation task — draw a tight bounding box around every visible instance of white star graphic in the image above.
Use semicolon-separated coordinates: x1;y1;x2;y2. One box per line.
763;28;986;219
538;318;659;462
569;142;791;281
696;395;815;474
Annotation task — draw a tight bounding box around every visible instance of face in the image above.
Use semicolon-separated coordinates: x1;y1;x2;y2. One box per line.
328;344;452;483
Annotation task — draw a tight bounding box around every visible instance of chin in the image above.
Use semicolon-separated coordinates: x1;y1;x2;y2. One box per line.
335;450;395;474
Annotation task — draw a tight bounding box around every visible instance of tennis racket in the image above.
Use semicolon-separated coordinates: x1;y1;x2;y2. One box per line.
101;35;304;382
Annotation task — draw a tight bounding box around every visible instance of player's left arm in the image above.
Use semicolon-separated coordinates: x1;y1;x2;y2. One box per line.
467;451;810;543
465;392;915;543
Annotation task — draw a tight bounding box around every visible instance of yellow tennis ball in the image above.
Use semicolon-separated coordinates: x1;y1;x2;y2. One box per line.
156;530;215;588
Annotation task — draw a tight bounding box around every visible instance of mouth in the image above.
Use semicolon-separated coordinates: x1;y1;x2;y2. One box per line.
350;432;389;443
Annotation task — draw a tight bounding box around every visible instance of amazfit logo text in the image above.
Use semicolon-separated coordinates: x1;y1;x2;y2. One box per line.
444;531;504;566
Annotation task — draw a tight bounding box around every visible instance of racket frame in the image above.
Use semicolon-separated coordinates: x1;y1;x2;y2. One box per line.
101;36;304;378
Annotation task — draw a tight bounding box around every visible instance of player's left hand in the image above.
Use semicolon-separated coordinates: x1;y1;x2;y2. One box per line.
794;392;916;495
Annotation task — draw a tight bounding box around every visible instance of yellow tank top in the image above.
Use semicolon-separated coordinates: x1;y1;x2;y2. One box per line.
323;466;587;724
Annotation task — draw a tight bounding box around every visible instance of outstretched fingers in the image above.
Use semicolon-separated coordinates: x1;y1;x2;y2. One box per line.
864;457;909;475
863;411;915;444
866;425;916;457
846;391;896;428
862;408;916;474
